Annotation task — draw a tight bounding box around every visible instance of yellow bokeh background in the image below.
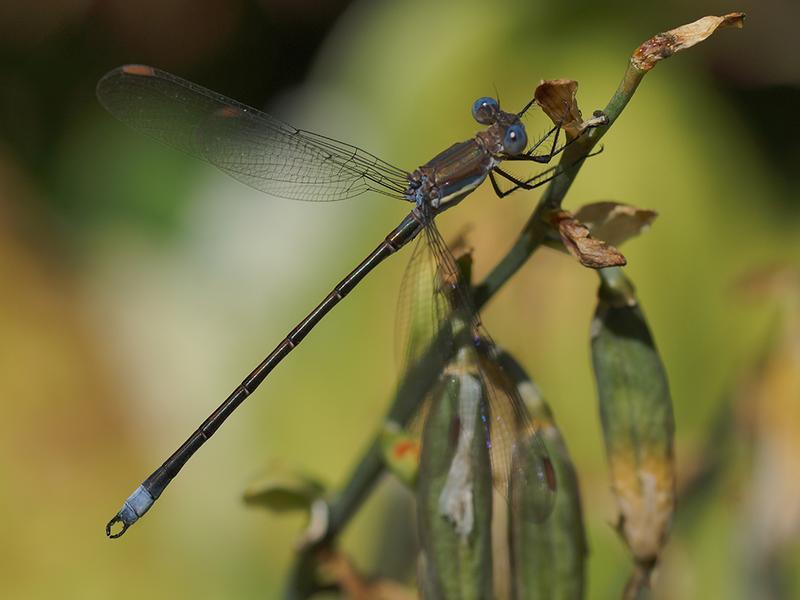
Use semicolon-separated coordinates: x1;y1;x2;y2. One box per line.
1;1;798;598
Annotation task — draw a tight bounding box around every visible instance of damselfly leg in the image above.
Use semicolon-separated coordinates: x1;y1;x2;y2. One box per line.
98;65;598;537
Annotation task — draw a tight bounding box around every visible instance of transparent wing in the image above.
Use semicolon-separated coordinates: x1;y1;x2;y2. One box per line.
394;233;452;378
96;65;411;202
408;222;555;519
475;337;556;521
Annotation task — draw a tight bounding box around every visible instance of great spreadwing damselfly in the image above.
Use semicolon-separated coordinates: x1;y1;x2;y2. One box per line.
98;65;603;538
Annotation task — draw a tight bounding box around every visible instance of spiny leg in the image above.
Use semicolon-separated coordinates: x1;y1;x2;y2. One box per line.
489;164;561;198
516;99;571;165
514;105;608;166
507;125;586;165
524;120;562;161
489;146;604;199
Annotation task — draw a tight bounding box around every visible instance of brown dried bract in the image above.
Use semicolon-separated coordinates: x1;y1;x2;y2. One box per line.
632;13;745;71
573;202;657;248
534;79;584;139
552;211;627;269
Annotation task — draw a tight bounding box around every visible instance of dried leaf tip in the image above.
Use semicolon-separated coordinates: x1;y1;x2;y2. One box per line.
573;202;657;248
534;79;605;139
632;12;746;71
551;211;627;269
535;80;582;137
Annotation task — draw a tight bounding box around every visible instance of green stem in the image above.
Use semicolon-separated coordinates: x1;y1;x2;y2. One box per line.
325;327;451;535
474;60;645;308
288;59;650;597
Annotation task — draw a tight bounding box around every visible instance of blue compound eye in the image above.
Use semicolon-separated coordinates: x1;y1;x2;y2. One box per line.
503;123;527;155
471;96;499;125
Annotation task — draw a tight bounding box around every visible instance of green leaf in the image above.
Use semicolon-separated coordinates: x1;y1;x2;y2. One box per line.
243;470;326;514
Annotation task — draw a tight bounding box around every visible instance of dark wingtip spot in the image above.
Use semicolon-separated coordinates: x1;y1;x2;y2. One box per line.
122;65;155;77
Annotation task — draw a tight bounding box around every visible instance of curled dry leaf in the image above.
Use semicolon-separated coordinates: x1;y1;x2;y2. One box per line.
632;13;746;71
573;202;658;248
534;79;608;139
551;211;627;269
535;80;584;139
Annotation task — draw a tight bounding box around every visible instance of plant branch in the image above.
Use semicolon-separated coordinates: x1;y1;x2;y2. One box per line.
288;60;642;595
286;13;744;596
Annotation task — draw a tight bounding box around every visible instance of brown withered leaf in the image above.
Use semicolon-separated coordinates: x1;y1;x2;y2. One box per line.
632;13;745;71
535;79;583;138
551;211;627;269
534;79;608;139
573;202;658;248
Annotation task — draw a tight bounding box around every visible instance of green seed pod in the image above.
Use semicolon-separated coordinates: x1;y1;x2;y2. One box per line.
590;268;675;567
495;349;586;600
417;356;494;600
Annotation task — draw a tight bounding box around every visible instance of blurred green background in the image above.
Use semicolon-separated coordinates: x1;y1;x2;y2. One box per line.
1;0;798;598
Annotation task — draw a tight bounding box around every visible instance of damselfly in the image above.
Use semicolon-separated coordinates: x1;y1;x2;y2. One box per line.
98;65;600;538
406;244;559;590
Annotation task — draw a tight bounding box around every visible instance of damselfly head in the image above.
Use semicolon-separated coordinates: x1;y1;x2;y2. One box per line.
476;109;529;159
472;95;531;157
469;93;530;158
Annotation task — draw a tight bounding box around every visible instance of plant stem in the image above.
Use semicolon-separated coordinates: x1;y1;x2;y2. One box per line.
474;59;644;308
289;58;651;596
